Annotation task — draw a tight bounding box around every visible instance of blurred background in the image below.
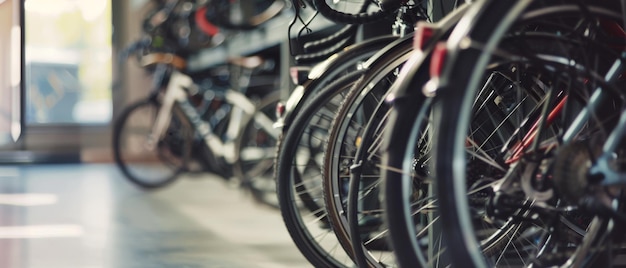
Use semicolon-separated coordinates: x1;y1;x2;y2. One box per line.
0;1;314;267
1;0;124;162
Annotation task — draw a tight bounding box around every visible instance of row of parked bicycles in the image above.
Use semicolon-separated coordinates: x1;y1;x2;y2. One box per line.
113;0;626;267
112;0;285;206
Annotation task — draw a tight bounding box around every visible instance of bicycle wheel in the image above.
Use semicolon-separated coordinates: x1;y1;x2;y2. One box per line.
379;6;473;267
273;37;400;267
321;37;414;268
113;98;193;189
382;87;439;266
233;90;281;208
274;35;396;213
432;0;626;266
275;70;364;267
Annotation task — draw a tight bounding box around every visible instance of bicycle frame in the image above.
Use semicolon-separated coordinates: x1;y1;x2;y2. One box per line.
504;57;626;187
564;58;626;187
592;107;626;186
149;69;278;166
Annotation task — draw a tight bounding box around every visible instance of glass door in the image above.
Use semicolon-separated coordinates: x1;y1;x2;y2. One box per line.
24;0;112;126
0;0;24;150
19;0;113;161
1;0;117;164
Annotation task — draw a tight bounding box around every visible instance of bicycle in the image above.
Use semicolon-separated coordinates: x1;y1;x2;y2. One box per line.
317;2;474;267
384;0;626;266
274;0;411;266
113;0;282;208
319;4;472;268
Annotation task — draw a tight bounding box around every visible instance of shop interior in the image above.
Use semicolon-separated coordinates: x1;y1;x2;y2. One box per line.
1;0;624;267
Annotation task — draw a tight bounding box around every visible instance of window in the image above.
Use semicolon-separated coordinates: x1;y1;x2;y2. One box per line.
24;0;112;124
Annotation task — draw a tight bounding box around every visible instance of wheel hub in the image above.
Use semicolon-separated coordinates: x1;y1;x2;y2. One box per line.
553;142;593;204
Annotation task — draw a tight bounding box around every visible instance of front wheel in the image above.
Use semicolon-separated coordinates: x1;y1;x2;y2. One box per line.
275;71;365;267
113;98;192;189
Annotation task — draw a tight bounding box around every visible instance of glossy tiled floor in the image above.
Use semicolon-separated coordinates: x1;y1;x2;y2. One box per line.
0;164;312;268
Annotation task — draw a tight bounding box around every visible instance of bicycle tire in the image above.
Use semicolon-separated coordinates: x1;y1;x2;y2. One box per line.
379;5;472;266
273;37;398;247
112;98;192;189
382;91;435;267
276;70;365;268
321;36;414;268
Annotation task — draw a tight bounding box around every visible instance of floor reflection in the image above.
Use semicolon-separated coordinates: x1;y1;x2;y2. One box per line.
0;164;311;268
